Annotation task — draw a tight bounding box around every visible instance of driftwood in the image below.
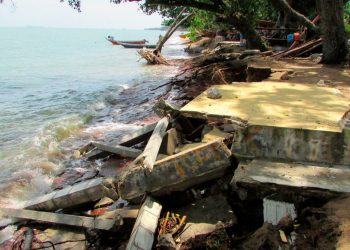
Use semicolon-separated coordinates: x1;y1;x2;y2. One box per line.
137;48;169;65
138;9;193;65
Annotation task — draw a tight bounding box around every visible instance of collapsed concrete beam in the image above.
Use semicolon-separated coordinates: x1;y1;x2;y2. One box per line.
0;207;123;231
126;197;162;250
92;142;142;158
118;140;232;200
85;122;158;159
24;177;118;211
134;117;170;171
231;160;350;199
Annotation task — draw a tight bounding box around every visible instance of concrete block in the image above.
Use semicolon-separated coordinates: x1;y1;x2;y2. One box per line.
118;140;232;200
232;160;350;197
24;177;118;211
126;197;162;250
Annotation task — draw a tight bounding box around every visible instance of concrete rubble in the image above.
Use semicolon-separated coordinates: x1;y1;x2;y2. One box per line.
2;80;350;249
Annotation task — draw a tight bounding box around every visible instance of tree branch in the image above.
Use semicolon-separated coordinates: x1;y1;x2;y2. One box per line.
269;0;318;32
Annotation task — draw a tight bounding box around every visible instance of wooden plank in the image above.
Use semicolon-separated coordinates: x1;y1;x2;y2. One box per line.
93;142;142;158
135;117;170;171
0;207;123;231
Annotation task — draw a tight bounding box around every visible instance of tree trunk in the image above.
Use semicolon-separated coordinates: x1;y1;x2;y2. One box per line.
229;12;268;51
155;12;193;53
317;0;348;64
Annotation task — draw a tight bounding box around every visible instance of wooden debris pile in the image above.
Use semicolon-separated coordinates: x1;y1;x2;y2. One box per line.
273;38;322;58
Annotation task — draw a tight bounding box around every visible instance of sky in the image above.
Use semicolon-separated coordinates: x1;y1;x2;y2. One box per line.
0;0;163;29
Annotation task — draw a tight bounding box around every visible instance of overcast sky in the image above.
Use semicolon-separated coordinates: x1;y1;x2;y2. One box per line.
0;0;163;29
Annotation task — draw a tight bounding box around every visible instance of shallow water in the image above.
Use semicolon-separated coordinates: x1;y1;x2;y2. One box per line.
0;26;187;207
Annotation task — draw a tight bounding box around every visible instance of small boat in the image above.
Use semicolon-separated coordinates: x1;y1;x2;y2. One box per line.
120;43;157;49
106;36;148;45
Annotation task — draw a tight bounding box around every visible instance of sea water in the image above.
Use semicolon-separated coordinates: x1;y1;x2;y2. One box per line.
0;26;186;207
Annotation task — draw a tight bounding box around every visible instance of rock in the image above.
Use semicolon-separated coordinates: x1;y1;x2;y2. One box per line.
157;234;176;250
207;88;222;99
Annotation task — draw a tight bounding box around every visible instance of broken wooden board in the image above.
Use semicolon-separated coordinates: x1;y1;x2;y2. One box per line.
118;140;232;200
85;122;158;159
134;117;170;171
126;197;162;250
180;83;349;132
0;207;123;231
24;177;118;211
232;160;350;196
92;142;142;158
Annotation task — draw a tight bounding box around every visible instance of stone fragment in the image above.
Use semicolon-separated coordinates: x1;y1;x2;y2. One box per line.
207;88;222;99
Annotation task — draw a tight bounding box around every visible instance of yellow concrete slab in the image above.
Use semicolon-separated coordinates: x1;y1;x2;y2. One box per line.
180;82;350;132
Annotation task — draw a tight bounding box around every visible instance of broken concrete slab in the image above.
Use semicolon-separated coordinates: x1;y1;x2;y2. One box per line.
0;207;123;231
92;142;142;158
133;117;169;172
232;160;350;198
118;140;232;200
126;197;162;250
24;177;118;211
181;83;349;132
175;194;236;245
84;122;157;159
181;83;350;165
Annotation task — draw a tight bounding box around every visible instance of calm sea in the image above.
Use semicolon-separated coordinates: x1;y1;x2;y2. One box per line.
0;27;186;207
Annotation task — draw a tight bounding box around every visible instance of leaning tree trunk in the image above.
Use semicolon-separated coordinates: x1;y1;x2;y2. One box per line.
317;0;348;64
229;12;268;51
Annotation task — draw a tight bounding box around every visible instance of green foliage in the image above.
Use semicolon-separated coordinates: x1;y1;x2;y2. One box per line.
345;2;350;23
345;23;350;39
